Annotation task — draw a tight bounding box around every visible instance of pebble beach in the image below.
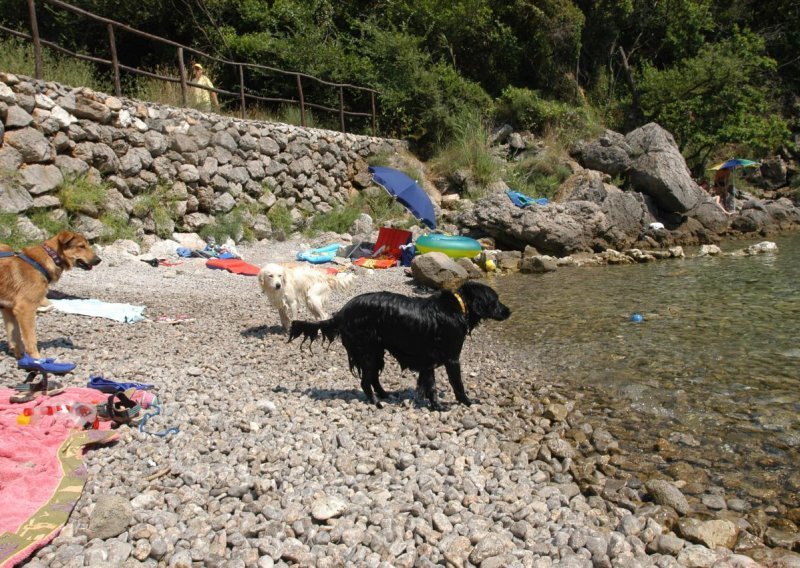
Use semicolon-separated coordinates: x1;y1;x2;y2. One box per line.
1;237;792;568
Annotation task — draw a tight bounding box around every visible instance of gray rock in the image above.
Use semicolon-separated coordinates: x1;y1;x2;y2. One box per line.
626;123;705;213
19;163;63;195
645;480;690;515
5;127;53;163
89;494;134;540
0;183;34;213
5;104;33;128
676;518;738;549
411;251;469;289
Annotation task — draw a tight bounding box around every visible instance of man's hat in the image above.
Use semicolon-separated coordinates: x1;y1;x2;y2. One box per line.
192;63;203;70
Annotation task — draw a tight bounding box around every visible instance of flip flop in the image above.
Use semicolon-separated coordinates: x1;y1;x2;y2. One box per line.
10;372;65;403
17;353;76;375
96;391;142;426
87;375;155;393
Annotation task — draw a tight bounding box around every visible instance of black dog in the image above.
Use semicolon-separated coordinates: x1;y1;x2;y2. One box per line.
289;280;511;409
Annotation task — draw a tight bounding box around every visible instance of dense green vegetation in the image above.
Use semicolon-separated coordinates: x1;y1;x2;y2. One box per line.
0;0;797;175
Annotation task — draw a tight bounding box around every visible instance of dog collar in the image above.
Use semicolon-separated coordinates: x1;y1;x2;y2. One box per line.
42;243;64;269
452;292;467;315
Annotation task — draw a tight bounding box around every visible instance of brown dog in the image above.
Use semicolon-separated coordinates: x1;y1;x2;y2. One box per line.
0;230;101;359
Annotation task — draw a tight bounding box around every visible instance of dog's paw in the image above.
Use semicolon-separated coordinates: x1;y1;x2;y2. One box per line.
427;398;444;411
457;396;474;407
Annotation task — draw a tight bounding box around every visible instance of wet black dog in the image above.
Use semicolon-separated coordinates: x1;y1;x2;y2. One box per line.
289;280;511;409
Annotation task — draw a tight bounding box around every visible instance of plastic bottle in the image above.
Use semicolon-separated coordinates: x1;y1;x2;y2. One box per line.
70;403;97;429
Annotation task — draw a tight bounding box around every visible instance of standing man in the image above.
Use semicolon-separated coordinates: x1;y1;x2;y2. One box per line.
189;63;219;112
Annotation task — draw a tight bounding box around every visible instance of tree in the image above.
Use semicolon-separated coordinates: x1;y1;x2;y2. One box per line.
637;29;789;168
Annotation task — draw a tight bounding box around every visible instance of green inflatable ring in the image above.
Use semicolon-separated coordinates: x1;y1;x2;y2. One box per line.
415;234;482;259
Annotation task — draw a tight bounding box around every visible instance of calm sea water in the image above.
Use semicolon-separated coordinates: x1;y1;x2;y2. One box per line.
492;235;800;511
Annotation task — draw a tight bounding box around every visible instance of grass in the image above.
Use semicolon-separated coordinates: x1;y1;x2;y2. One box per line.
306;206;362;235
131;184;178;239
506;147;574;201
267;204;293;238
430;110;502;199
199;204;266;243
303;187;410;237
99;211;138;244
0;213;26;248
0;37;108;92
366;151;393;167
29;209;69;236
58;175;107;215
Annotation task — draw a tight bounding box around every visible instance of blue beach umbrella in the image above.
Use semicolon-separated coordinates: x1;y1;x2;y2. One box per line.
368;166;437;229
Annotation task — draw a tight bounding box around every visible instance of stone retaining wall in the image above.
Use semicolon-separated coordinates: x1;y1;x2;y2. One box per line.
0;72;405;243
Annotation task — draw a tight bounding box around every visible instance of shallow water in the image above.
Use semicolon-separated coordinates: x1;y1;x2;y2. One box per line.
493;236;800;512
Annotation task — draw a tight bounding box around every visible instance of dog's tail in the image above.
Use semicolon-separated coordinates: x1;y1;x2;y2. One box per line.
288;318;340;346
329;271;355;291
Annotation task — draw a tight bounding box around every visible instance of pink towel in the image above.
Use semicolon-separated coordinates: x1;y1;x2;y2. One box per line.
0;387;116;567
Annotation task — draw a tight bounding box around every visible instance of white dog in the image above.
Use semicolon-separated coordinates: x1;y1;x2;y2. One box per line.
258;263;355;331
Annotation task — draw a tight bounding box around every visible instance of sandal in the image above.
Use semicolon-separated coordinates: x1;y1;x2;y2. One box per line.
17;353;76;375
96;391;142;426
10;372;65;403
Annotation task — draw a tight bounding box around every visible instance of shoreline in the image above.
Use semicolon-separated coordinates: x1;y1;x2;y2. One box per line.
2;236;797;567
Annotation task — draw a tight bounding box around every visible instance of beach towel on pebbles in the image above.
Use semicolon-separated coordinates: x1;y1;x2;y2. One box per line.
49;299;146;323
205;258;260;276
0;388;117;567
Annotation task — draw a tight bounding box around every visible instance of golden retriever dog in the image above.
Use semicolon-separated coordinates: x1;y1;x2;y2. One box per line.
0;230;101;359
258;262;355;332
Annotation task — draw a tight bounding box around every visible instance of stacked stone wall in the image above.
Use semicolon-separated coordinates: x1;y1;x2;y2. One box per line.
0;72;405;242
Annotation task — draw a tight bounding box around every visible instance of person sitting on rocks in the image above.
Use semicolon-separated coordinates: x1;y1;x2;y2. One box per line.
712;169;734;214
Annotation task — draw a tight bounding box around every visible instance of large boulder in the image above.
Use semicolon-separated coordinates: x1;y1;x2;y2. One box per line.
411;252;469;289
560;169;656;249
685;197;731;233
570;129;632;177
625;123;706;213
459;191;610;257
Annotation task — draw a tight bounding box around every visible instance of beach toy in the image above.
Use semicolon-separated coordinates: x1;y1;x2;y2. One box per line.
630;313;644;323
485;259;497;272
296;243;340;264
415;234;482;259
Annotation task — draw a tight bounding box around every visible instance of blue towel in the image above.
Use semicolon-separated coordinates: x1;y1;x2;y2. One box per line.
506;190;549;208
88;375;155;393
50;299;146;323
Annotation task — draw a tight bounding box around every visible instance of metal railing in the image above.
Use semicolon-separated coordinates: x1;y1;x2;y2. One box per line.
2;0;379;134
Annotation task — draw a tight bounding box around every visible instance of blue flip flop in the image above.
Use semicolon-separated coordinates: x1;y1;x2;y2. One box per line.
87;375;155;393
17;353;76;375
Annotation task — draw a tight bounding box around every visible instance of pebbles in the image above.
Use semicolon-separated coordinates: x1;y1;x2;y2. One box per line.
2;236;794;567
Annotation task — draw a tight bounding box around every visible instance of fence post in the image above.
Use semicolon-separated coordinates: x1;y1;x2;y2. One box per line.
178;48;187;106
107;23;121;97
370;91;376;136
27;0;42;80
339;86;345;133
239;64;246;119
295;75;306;127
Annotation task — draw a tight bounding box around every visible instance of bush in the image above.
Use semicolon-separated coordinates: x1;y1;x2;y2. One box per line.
306;204;362;235
431;110;502;197
506;151;573;201
494;86;600;143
